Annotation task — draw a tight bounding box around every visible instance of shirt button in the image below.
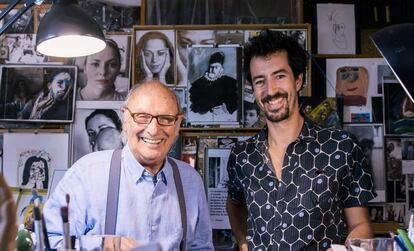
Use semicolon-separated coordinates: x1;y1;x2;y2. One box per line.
151;225;157;231
282;223;287;228
261;226;266;232
246;236;252;240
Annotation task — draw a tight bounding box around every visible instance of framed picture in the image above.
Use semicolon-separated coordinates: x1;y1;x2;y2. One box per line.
0;65;77;123
133;28;176;86
78;0;140;32
75;34;131;101
326;58;386;123
343;124;385;202
385;203;405;223
316;3;356;54
0;4;34;34
187;46;242;126
368;205;385;222
1;34;46;64
385;138;403;182
16;188;46;228
383;76;414;135
71;102;124;164
2;132;69;189
300;96;343;128
205;147;235;249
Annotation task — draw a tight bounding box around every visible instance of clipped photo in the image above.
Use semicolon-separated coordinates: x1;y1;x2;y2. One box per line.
75;35;131;101
0;65;77;122
187;47;241;125
135;29;176;85
72;106;123;163
2;132;69;188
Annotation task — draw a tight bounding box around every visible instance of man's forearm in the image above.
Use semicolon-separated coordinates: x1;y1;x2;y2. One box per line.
226;198;248;249
346;222;374;240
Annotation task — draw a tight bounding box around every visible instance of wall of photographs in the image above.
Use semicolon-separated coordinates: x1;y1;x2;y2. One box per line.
0;0;411;247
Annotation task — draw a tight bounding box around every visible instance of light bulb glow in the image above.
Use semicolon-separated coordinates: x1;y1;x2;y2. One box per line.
36;35;106;57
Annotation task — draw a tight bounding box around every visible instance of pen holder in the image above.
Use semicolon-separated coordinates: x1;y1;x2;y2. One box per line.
347;238;394;251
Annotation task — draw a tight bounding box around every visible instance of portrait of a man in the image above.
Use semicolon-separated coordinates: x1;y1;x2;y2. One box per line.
187;48;240;124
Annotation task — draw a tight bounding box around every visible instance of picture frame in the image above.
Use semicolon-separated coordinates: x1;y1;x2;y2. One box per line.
133;28;176;86
1;34;46;64
326;58;386;123
16;188;47;227
71;101;124;164
300;96;343;128
343;124;385;202
2;132;69;189
0;4;34;34
74;34;131;101
316;2;356;54
383;76;414;135
0;65;77;123
186;46;242;126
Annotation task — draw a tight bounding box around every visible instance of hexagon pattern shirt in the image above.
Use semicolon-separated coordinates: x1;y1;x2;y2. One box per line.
227;118;376;250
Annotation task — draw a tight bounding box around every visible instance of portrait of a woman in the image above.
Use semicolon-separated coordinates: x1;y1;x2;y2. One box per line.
78;39;125;101
21;156;49;189
135;31;175;85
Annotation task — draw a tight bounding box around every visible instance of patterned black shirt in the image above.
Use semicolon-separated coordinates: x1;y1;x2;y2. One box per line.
227;118;376;251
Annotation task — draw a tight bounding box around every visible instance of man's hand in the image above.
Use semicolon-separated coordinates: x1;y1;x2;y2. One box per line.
103;236;137;251
0;175;17;251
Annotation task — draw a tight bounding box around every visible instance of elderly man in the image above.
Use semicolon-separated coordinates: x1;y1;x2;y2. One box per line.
44;81;213;250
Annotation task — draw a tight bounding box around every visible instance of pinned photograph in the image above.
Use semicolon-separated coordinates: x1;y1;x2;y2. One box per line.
187;47;241;125
75;35;131;101
0;7;34;33
72;105;123;163
300;97;342;128
384;76;414;135
0;65;77;122
2;34;46;64
176;29;217;87
135;30;176;86
2;133;69;188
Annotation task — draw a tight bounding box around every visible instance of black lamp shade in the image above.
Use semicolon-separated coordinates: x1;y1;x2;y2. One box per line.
36;0;106;57
371;23;414;102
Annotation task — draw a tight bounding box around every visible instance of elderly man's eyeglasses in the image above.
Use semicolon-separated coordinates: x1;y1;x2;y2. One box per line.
124;107;181;126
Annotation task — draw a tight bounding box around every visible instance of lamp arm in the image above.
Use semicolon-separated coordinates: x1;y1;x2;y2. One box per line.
0;0;44;36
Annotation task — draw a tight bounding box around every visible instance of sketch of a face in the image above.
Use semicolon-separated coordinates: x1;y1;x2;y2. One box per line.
21;156;48;189
86;111;122;152
143;38;168;74
50;72;72;101
177;30;216;66
207;62;223;79
85;42;121;90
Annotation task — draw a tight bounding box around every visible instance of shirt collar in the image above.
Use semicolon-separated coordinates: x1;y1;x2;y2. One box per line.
123;145;168;186
254;116;317;151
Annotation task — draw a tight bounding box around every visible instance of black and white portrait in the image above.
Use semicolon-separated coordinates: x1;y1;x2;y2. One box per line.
75;35;131;101
0;65;77;122
187;47;241;125
135;30;176;85
3;34;45;64
18;150;50;189
2;133;69;188
72;106;123;163
176;29;217;86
